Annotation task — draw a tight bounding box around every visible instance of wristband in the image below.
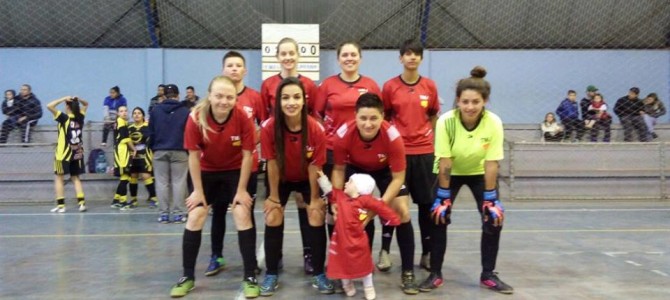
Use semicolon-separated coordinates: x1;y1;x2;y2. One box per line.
436;187;451;199
483;189;498;201
267;197;280;204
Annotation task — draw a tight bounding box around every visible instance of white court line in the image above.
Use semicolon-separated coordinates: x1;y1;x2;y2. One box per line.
651;270;669;277
646;251;665;255
235;241;265;300
603;252;629;257
625;260;642;267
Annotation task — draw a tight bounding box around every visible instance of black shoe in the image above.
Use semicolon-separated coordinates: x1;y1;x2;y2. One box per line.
480;271;514;294
652;132;659;139
400;270;419;295
419;273;444;292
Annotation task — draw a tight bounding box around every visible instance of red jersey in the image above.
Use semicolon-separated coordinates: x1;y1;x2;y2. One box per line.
184;106;255;172
382;76;440;155
260;74;318;120
260;116;326;182
326;189;400;279
333;120;406;172
237;86;264;172
315;74;381;149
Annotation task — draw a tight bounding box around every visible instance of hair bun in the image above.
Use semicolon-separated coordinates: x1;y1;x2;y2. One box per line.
470;66;487;78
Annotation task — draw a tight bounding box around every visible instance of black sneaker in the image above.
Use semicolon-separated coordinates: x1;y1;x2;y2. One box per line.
419;272;443;292
480;271;514;294
400;270;419;295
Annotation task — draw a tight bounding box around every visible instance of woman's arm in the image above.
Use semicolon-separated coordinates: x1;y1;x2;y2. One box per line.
46;96;70;116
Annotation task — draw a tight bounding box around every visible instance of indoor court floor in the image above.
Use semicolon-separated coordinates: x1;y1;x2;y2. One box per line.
1;199;669;299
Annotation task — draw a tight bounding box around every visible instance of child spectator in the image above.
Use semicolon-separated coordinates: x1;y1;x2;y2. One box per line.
642;93;666;139
102;86;127;147
317;171;400;300
555;90;584;142
586;93;612;142
540;112;563;142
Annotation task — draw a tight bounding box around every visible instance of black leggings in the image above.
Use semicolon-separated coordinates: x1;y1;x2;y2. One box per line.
429;175;502;275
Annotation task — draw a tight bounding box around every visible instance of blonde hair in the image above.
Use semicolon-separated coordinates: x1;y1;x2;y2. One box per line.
192;75;236;142
276;37;299;57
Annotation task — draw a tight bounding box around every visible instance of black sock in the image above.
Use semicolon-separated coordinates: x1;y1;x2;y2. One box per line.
396;221;415;271
211;202;227;257
238;228;257;278
129;182;138;199
115;180;128;200
364;222;375;250
56;197;65;206
309;225;327;275
298;208;311;256
146;182;156;199
418;203;432;255
183;229;202;280
430;223;447;276
264;224;283;275
381;223;394;253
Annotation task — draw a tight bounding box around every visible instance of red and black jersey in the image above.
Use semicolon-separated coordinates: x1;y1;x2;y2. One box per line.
237;86;264;172
260;116;326;182
382;76;440;154
315;74;380;149
333;120;406;172
184;106;255;172
260;74;318;120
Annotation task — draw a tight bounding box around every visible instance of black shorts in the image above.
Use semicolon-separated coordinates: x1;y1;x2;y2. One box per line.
278;180;313;206
200;170;258;208
129;155;152;174
345;165;409;198
405;154;437;204
54;159;85;176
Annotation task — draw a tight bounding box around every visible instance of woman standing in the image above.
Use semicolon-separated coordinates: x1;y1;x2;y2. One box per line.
169;76;258;298
419;66;513;295
125;107;157;209
47;96;88;213
258;77;332;296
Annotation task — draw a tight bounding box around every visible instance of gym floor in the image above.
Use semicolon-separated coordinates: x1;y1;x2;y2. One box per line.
1;198;668;299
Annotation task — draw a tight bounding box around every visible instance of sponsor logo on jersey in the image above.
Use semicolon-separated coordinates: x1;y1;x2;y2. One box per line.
420;95;429;108
306;145;314;159
387;126;401;141
377;153;387;163
336;123;349;138
242;106;254;118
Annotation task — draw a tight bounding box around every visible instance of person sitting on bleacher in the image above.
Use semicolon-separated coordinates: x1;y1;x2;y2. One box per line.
614;87;650;142
0;84;43;144
585;93;612;142
555;90;584;142
541;112;564;142
641;93;666;140
2;89;19;119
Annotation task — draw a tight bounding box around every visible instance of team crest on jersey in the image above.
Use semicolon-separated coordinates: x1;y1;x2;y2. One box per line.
420;95;429;108
387;126;400;141
231;135;241;146
481;137;490;150
306;145;314;159
358;88;369;95
242;106;254;118
336;123;349;138
377;153;387;163
358;208;369;221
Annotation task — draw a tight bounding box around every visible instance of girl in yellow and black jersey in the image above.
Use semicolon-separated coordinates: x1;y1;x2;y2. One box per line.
125;107;158;209
111;105;137;209
47;96;89;213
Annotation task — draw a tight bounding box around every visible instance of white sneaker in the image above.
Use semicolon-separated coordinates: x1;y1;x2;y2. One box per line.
79;204;87;212
342;280;356;297
364;286;376;300
51;206;66;213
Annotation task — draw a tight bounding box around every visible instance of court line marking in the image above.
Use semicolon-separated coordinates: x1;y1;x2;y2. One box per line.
651;270;668;277
2;207;670;216
603;252;629;257
2;228;669;239
625;260;642;267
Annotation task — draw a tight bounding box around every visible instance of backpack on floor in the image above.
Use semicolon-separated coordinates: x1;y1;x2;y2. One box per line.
87;148;107;173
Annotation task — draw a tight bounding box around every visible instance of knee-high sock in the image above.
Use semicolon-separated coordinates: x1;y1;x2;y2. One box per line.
365;222;375;250
430;223;447;276
238;228;257;278
309;225;327;275
183;229;202;280
298;208;311;255
381;224;394;253
264;224;284;275
115;179;129;203
144;177;157;199
211;202;228;257
128;177;138;200
481;224;502;273
418;203;433;255
396;221;415;272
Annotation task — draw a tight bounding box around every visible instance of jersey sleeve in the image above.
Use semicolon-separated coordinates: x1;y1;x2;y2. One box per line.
240;111;256;151
314;81;328;119
485;113;505;161
381;81;394;118
386;125;407;172
260;81;272;121
304;79;320;119
183;114;203;151
117;120;131;145
54;111;68;124
310;120;327;167
427;80;440;116
332;123;349;166
260;119;276;160
361;195;401;226
434;113;453;159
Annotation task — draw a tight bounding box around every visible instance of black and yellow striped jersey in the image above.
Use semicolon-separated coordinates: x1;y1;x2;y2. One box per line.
129;122;151;156
54;111;85;161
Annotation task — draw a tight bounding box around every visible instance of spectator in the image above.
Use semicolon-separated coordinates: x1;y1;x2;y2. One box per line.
541;112;564;142
580;85;598;120
2;90;18;119
614;87;649;142
586;93;612;142
148;84;166;113
149;84;191;224
0;84;42;144
641;93;666;139
182;86;200;109
555;90;583;142
101;86;128;147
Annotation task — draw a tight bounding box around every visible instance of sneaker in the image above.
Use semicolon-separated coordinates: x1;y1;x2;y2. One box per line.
364;286;376;300
78;204;87;212
255;266;262;275
148;199;158;209
170;276;194;298
652;132;659;139
205;255;226;276
173;213;186;224
120;201;137;211
311;273;334;294
342;280;356;297
332;278;344;294
419;253;430;271
376;250;392;272
419;273;444;292
303;253;314;275
50;206;66;213
242;277;260;298
259;274;279;296
400;270;419;295
480;271;514;294
110;200;122;208
158;213;170;224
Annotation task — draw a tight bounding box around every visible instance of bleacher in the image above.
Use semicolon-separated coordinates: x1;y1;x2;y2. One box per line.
2;122;670;203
